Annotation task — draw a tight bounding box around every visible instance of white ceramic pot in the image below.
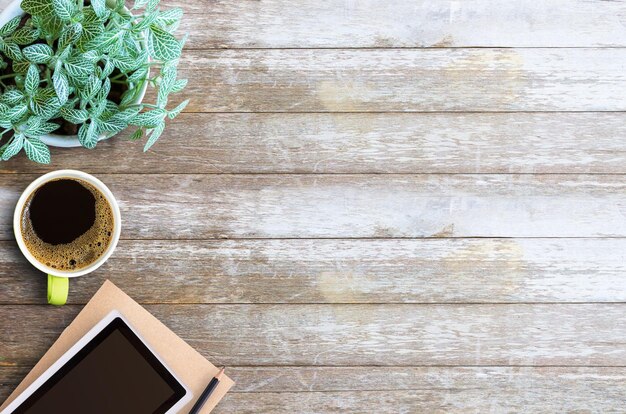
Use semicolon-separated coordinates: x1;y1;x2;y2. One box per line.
0;0;149;147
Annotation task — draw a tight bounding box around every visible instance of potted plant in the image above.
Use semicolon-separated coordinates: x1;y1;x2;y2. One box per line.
0;0;188;163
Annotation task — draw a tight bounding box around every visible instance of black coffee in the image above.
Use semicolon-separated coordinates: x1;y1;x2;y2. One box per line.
20;178;115;271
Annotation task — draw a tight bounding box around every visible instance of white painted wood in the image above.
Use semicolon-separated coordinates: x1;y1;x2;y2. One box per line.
2;304;626;366
2;238;625;304
176;49;626;112
3;113;625;174
2;174;624;239
162;0;626;48
2;366;625;412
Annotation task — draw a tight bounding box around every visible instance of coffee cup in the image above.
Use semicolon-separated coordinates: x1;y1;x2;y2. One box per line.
13;170;121;305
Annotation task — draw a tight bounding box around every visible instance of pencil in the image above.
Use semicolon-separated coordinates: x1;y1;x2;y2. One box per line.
188;367;225;414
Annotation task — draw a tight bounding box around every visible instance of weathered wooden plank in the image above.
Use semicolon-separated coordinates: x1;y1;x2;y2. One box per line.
2;113;626;174
1;174;625;239
1;238;625;305
2;366;626;412
1;304;625;366
175;49;626;112
163;0;626;49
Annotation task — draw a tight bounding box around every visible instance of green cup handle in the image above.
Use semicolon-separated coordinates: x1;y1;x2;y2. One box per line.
47;275;69;306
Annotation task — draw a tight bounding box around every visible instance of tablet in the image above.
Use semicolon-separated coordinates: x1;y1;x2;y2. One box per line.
1;311;191;414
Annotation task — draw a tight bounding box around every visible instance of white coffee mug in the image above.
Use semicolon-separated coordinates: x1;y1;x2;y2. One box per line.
13;170;122;305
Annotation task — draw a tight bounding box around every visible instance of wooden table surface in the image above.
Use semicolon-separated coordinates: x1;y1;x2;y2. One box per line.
2;1;626;412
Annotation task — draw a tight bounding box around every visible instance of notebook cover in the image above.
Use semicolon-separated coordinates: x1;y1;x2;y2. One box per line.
0;280;233;413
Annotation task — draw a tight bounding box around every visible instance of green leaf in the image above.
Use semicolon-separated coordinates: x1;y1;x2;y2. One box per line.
52;0;76;21
23;44;54;64
143;121;165;151
132;11;158;32
52;70;70;104
147;25;181;61
11;28;40;45
1;134;24;161
131;109;166;128
21;0;55;17
0;15;22;36
78;120;99;149
60;107;89;123
167;99;188;119
128;128;143;141
25;64;39;95
12;60;30;74
23;137;51;164
39;16;64;37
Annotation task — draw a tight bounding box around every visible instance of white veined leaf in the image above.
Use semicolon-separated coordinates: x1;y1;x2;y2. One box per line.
143;121;165;152
133;0;150;9
96;77;111;102
2;42;23;61
1;134;24;161
132;11;158;32
26;120;59;135
78;120;99;149
63;58;92;80
85;30;121;51
81;74;102;101
146;0;160;13
23;136;51;164
60;107;89;124
147;25;181;61
40;15;64;37
52;0;75;21
0;15;22;36
131;109;166;128
59;23;82;49
127;67;148;84
156;8;183;26
170;78;187;93
1;89;25;105
23;43;54;64
21;0;55;17
97;116;126;134
11;28;40;45
7;104;28;121
52;70;69;104
167;99;188;119
91;0;109;19
25;64;39;95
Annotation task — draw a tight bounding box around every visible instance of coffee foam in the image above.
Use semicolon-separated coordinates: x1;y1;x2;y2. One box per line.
20;178;115;272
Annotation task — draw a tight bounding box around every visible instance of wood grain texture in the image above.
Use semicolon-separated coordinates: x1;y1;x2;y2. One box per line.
1;304;626;367
2;174;625;240
2;366;626;412
161;0;626;48
1;238;625;305
1;113;625;174
175;49;626;112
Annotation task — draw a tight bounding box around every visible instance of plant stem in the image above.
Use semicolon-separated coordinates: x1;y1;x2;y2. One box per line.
0;74;17;80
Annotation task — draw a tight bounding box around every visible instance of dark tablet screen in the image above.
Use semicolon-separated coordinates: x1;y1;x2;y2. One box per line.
12;317;186;414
